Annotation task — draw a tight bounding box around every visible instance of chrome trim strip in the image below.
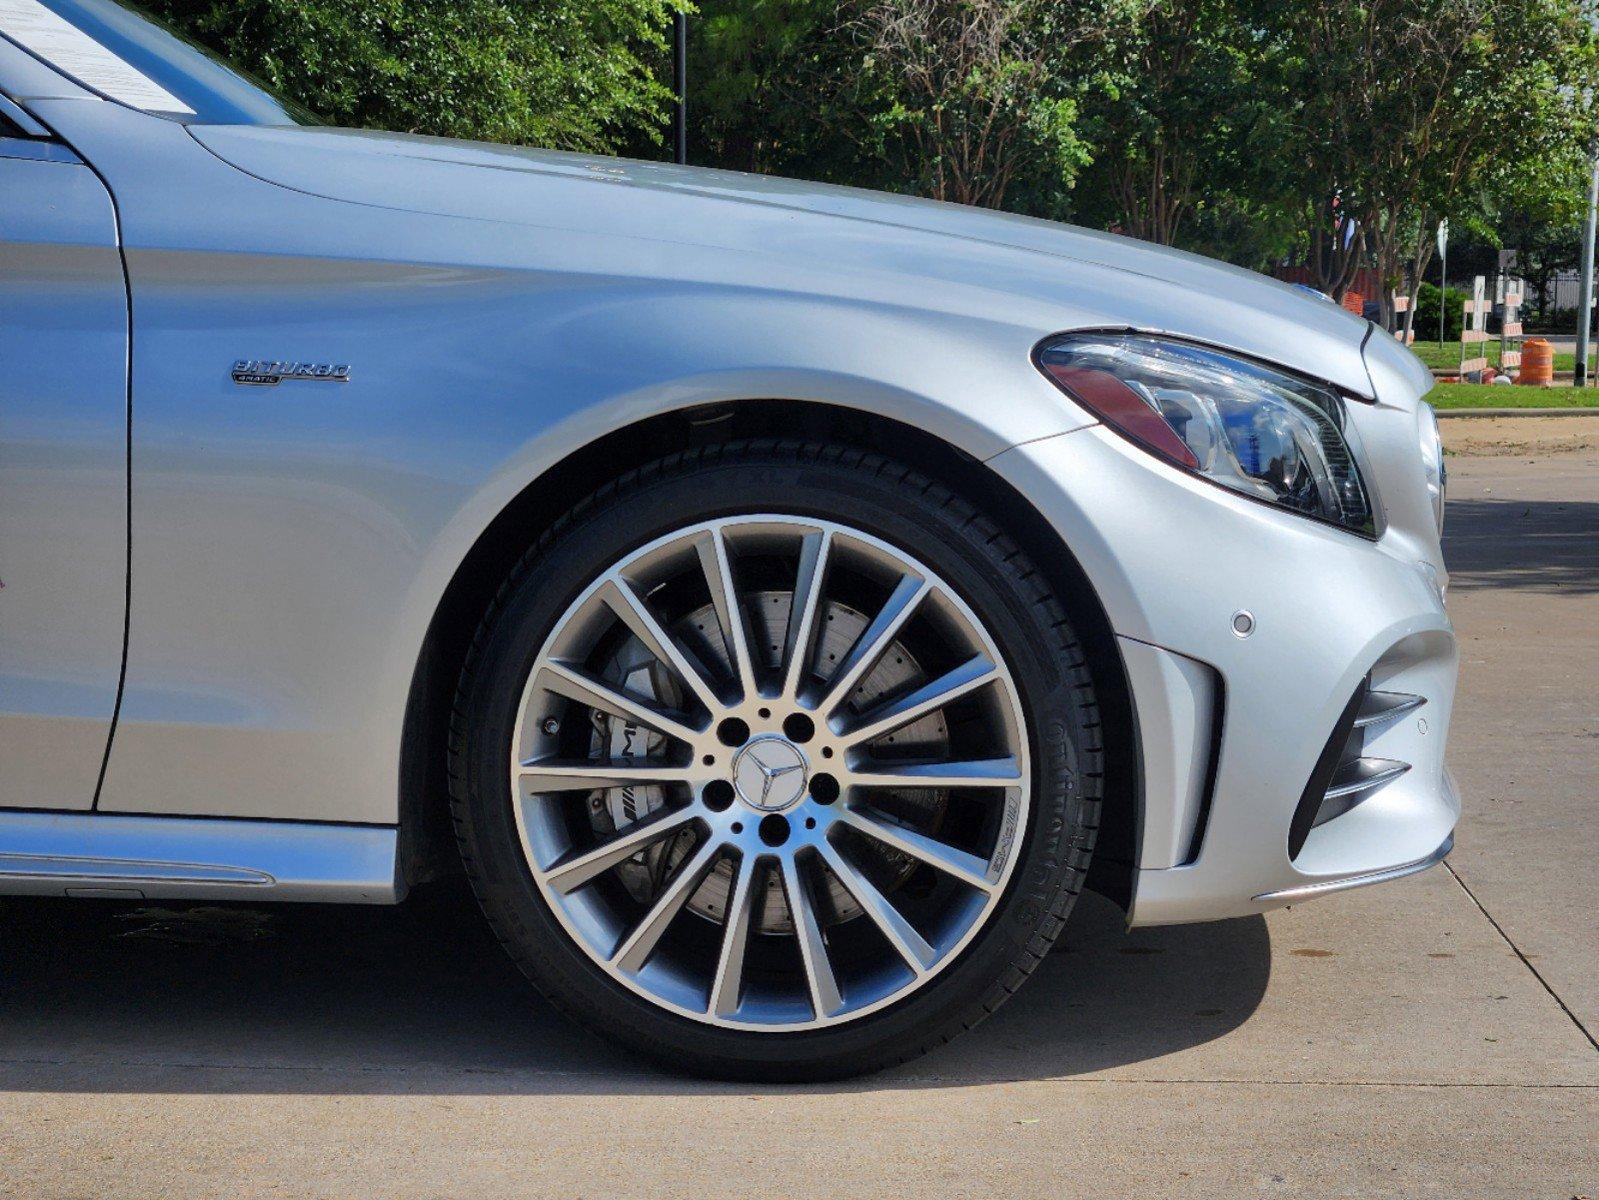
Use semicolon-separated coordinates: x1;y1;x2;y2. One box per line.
1323;756;1411;800
1353;689;1425;730
1253;834;1453;903
0;852;273;885
0;811;400;903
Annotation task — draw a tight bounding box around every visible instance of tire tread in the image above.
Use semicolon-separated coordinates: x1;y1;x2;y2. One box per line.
446;439;1103;1080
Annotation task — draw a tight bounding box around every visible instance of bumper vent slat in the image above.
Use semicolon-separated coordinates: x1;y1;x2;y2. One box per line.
1352;690;1425;730
1313;757;1412;828
1324;757;1411;800
1288;679;1426;860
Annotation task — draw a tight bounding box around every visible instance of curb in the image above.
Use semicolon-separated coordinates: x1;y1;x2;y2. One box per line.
1434;407;1599;419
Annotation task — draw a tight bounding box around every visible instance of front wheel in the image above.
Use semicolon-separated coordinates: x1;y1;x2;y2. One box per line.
449;441;1103;1080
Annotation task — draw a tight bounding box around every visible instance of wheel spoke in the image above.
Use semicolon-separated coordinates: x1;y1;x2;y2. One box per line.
611;839;721;973
541;805;699;895
839;807;995;892
817;842;935;975
536;660;700;744
780;530;832;701
517;515;1033;1030
708;851;760;1017
841;653;997;747
695;528;759;702
781;855;843;1019
847;756;1021;792
598;578;722;714
520;757;699;793
813;574;929;717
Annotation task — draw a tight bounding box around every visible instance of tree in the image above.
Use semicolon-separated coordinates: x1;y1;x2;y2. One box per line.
688;0;1144;216
1278;0;1599;324
846;0;1111;209
685;0;869;181
1075;0;1278;246
143;0;688;153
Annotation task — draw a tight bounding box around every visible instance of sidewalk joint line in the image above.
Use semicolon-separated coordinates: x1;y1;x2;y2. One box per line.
1444;859;1599;1054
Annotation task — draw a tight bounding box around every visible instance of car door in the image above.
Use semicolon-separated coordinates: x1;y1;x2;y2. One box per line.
0;104;129;809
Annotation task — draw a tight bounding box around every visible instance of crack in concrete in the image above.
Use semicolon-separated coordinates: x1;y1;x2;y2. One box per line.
1444;859;1599;1054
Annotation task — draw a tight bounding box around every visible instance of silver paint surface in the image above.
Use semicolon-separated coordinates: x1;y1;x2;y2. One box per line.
0;149;126;810
0;51;1457;919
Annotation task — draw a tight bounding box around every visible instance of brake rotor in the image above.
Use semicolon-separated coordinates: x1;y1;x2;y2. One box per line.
586;589;949;934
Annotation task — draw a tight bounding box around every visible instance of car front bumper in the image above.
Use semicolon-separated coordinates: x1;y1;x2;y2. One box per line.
990;423;1459;925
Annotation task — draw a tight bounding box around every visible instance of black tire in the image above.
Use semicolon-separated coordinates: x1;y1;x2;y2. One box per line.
448;440;1103;1081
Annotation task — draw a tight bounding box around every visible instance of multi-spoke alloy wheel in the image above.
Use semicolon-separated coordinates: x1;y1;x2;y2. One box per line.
514;515;1029;1029
451;444;1102;1079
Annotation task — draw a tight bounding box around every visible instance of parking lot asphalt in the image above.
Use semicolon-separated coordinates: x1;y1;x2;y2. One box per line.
0;451;1595;1198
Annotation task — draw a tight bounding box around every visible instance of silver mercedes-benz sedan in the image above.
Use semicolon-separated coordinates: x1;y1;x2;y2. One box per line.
1;0;1457;1080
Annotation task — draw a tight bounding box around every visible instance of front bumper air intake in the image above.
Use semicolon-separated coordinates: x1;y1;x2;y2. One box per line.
1288;676;1425;860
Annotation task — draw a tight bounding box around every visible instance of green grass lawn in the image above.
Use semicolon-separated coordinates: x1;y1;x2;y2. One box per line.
1407;339;1577;373
1425;381;1599;409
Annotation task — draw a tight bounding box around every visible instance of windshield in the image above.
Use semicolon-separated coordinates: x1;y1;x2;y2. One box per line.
0;0;314;124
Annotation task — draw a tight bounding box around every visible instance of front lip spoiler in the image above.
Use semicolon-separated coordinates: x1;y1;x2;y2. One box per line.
1252;834;1454;904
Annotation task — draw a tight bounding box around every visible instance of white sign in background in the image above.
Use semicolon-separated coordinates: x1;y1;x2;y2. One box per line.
0;0;193;114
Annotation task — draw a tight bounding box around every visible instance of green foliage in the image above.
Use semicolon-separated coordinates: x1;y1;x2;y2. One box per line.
143;0;1599;293
1073;0;1282;245
142;0;687;152
686;0;874;183
1273;0;1599;303
687;0;1135;216
1174;193;1302;272
1414;283;1468;343
1427;381;1597;408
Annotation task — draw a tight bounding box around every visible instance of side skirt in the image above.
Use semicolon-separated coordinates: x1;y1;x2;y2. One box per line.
0;810;401;903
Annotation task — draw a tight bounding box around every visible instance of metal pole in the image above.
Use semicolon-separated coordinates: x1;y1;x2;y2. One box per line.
1576;153;1599;387
672;11;687;166
1438;237;1446;349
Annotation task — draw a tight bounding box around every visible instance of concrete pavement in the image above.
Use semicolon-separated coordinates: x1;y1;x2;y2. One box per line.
0;453;1595;1198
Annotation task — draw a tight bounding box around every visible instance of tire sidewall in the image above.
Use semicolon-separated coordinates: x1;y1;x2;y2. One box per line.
453;446;1098;1079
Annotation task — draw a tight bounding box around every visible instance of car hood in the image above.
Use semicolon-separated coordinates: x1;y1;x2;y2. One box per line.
190;125;1381;397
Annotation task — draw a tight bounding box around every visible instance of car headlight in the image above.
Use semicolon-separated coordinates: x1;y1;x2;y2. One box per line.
1035;333;1378;537
1418;400;1446;533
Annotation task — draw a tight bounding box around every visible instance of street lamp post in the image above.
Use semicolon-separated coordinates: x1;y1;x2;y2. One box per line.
1576;154;1599;388
672;11;687;166
1437;219;1448;349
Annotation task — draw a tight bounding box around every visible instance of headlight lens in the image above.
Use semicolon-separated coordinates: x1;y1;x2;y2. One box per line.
1418;400;1446;533
1036;333;1377;536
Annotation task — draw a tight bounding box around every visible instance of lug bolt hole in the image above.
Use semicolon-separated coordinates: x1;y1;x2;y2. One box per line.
701;753;714;766
821;746;834;759
703;779;735;811
716;718;750;747
809;773;839;804
731;821;744;834
804;816;817;830
758;814;790;847
758;707;772;720
782;713;815;743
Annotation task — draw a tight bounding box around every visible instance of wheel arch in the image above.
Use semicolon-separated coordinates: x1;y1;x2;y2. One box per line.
398;400;1138;910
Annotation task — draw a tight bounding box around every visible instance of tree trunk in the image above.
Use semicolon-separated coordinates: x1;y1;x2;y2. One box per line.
1402;222;1435;344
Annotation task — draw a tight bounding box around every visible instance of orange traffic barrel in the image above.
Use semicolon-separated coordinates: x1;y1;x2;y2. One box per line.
1519;338;1554;385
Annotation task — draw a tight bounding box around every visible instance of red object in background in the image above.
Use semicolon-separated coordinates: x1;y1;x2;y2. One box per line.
1340;290;1365;315
1275;264;1387;299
